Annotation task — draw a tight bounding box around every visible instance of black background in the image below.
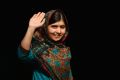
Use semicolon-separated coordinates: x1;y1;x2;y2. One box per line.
0;0;113;80
0;1;82;80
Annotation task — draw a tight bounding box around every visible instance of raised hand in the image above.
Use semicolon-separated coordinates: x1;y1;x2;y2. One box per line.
29;12;45;29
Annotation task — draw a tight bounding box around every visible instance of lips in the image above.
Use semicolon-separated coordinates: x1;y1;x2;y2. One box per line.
49;32;63;40
54;34;62;37
53;32;62;36
54;35;62;38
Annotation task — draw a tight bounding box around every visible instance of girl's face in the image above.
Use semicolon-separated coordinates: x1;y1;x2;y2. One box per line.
47;19;66;41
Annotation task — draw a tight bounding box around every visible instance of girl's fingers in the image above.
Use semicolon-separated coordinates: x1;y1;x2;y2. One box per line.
40;18;45;25
36;12;41;17
32;14;37;18
38;12;45;22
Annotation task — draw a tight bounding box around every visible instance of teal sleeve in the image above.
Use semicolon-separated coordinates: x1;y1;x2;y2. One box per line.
32;71;52;80
17;46;35;63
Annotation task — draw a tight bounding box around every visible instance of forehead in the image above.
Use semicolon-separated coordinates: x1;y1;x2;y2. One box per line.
50;19;65;25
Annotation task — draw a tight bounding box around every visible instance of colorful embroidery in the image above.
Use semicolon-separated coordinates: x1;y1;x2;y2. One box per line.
31;37;73;80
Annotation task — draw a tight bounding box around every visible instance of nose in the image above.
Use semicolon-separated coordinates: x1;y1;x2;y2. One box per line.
56;27;61;33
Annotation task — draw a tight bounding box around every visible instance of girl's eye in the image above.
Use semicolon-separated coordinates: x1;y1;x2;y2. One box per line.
60;25;65;29
51;25;57;28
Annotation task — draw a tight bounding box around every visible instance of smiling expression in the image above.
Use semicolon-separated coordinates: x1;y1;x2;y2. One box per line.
47;19;66;41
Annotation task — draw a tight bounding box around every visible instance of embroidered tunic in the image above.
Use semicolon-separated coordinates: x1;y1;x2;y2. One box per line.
17;37;73;80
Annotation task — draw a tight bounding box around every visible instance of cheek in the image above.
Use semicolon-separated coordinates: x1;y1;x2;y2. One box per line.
48;28;55;33
61;29;66;34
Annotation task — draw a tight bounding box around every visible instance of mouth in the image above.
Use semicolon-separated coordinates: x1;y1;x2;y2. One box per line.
53;33;62;37
54;35;62;38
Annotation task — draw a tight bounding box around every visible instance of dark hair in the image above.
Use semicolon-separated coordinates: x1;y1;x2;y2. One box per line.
48;9;68;26
34;9;69;42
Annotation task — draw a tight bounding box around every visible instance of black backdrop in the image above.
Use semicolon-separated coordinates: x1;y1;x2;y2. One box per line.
0;0;109;80
0;0;112;80
1;0;82;80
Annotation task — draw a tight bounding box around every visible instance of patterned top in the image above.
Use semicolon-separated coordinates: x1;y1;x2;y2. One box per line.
17;37;73;80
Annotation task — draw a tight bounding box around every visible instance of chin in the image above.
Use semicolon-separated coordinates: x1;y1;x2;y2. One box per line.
53;39;60;41
52;38;61;42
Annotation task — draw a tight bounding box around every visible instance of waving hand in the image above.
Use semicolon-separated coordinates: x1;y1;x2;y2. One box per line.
29;12;45;29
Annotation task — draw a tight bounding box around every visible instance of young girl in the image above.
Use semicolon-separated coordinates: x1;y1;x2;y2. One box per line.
17;9;73;80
